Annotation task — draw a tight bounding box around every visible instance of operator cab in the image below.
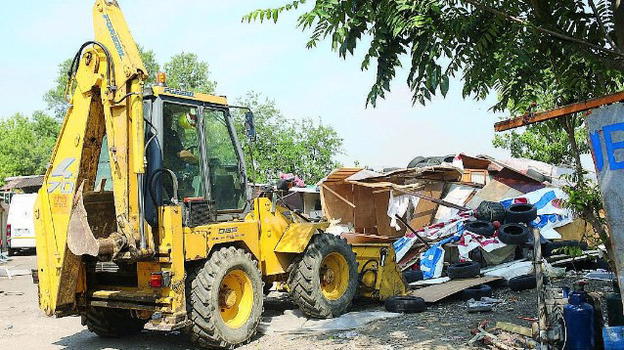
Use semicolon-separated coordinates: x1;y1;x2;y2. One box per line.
142;81;251;225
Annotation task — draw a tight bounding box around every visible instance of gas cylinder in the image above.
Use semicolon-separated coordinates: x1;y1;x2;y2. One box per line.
564;288;596;350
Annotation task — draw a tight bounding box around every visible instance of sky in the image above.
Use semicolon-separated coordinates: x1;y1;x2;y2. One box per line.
0;0;511;170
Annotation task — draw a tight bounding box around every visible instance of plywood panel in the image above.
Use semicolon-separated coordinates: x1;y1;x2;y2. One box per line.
353;185;377;232
409;182;445;229
409;276;502;302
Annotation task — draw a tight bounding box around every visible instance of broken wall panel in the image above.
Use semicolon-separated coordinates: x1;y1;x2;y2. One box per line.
321;167;462;238
409;182;444;229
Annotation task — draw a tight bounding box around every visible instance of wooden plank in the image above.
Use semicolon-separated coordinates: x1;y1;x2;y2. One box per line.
494;91;624;131
496;322;533;337
409;276;501;302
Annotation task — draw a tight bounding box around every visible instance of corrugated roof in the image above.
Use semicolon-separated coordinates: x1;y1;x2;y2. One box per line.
1;175;44;191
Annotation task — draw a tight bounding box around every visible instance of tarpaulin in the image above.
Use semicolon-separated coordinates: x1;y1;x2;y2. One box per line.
420;233;462;279
393;212;472;262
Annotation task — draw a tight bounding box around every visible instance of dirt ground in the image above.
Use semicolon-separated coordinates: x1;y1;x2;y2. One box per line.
0;254;613;349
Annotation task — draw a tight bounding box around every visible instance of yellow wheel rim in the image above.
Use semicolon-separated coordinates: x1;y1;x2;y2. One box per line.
218;269;253;329
320;252;349;300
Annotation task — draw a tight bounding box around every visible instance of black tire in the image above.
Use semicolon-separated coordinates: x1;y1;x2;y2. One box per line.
447;261;480;279
464;220;496;237
187;247;263;348
498;223;530;245
83;307;146;337
508;274;537;291
403;270;424;283
407;156;426;168
505;203;538;224
288;233;358;319
461;284;493;301
384;296;426;313
475;201;506;223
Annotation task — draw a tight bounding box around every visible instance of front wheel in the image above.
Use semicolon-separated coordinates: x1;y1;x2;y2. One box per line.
288;233;358;318
187;247;263;348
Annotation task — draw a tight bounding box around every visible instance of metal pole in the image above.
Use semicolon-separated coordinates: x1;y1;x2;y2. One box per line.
533;226;548;348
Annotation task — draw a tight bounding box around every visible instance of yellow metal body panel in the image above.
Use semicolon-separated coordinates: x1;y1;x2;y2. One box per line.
183;198;324;277
274;222;328;253
183;221;261;261
158;206;186;314
351;243;407;301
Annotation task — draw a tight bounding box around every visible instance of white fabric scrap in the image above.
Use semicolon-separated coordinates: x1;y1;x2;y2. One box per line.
387;191;420;230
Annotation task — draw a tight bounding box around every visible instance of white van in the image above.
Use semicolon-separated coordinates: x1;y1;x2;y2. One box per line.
7;193;37;255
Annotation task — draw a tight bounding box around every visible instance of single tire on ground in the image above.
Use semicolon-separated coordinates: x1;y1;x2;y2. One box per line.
505;203;538;224
461;284;493;301
384;296;426;313
288;233;358;319
475;201;506;223
464;220;496;237
447;261;481;279
508;274;537;291
82;307;147;337
498;223;530;245
187;246;264;348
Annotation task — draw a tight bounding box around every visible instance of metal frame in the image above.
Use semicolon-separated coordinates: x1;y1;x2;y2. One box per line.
149;93;249;220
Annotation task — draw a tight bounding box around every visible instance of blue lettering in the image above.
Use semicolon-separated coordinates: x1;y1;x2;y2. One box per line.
604;122;624;170
102;14;124;58
590;131;604;172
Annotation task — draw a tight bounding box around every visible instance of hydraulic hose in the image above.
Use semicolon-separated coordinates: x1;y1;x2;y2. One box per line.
67;41;117;95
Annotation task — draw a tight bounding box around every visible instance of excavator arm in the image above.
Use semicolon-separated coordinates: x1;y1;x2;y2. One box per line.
35;0;150;316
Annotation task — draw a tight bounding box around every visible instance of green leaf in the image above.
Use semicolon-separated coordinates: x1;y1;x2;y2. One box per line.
440;75;449;96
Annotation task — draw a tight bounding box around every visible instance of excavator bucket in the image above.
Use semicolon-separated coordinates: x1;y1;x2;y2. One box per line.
66;182;99;257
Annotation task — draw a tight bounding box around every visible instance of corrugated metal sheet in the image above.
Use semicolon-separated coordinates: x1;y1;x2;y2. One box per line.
1;175;44;191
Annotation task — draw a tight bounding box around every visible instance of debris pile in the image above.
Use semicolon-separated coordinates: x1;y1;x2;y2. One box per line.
321;153;598;279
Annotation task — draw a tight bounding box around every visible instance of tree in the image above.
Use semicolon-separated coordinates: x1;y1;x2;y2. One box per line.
0;112;60;184
244;1;624;107
493;120;588;166
163;52;217;93
44;59;72;120
233;92;343;183
139;46;160;85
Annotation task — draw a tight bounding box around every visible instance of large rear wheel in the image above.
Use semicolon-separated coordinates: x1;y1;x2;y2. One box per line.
288;233;358;318
82;307;146;337
187;247;263;348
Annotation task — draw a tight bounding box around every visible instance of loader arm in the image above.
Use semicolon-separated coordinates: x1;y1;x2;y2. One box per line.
35;0;149;316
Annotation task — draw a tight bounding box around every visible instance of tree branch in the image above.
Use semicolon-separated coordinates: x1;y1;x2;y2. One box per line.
590;0;622;53
460;0;624;58
615;0;624;50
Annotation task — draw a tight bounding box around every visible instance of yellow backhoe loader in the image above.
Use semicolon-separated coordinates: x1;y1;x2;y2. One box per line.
33;1;406;348
33;1;364;347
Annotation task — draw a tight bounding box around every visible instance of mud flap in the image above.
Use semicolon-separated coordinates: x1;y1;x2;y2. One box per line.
67;182;99;257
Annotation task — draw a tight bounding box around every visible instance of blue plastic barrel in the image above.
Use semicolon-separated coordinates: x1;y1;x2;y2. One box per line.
564;292;595;350
603;326;624;349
